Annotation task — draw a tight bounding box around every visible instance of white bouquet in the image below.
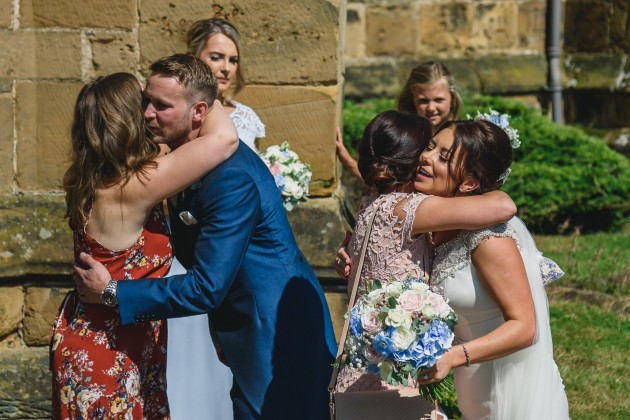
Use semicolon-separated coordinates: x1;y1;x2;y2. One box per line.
259;141;312;211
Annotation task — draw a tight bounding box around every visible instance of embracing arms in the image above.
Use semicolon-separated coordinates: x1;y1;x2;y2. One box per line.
409;191;516;235
130;100;238;208
418;236;536;383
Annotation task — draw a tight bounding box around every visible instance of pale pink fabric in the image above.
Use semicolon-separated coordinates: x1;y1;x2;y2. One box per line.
336;192;433;393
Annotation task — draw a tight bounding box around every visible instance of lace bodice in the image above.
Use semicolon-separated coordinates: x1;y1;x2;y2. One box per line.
431;223;519;286
348;192;432;293
230;100;265;151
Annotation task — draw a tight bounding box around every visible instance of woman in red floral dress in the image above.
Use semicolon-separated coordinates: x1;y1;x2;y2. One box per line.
50;68;237;419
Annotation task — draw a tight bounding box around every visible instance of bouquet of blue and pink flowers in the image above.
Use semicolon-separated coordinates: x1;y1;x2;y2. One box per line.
344;276;458;400
259;141;312;211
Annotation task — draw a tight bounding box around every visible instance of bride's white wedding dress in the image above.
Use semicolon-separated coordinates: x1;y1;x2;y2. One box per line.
432;217;569;419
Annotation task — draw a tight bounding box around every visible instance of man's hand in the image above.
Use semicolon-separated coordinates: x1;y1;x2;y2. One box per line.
74;252;111;304
335;231;353;279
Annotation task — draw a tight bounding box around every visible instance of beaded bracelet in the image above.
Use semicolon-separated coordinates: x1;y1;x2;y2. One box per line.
461;344;471;367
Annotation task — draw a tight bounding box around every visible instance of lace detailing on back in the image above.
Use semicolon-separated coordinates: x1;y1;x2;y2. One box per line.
230;101;265;151
432;223;518;285
349;192;432;292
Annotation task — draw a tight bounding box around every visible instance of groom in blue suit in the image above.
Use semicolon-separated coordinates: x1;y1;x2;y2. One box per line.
75;54;337;419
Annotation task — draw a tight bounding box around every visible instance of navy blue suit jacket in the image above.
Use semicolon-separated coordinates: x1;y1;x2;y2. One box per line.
117;142;337;419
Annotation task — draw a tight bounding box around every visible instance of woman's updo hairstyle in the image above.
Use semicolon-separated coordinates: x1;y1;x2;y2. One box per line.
358;110;432;194
439;120;513;196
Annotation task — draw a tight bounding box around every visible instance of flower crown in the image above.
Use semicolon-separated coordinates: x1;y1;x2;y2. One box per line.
467;108;520;184
467;109;521;149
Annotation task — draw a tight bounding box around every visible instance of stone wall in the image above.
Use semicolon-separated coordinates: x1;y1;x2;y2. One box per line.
343;0;630;131
2;0;628;417
0;1;349;417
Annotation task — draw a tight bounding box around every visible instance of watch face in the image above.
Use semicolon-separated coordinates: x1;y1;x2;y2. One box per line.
102;290;116;307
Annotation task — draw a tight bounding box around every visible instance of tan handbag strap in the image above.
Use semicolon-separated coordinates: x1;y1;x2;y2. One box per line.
328;205;380;392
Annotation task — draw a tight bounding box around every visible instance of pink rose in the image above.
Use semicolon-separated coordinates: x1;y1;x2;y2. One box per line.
398;290;425;313
361;310;382;334
269;163;282;176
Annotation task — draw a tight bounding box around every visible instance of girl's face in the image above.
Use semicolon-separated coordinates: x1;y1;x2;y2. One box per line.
198;33;239;96
411;78;453;128
414;127;458;197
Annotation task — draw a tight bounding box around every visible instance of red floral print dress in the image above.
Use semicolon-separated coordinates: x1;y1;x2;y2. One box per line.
51;204;173;420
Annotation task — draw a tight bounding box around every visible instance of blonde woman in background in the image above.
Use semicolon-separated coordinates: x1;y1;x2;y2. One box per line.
188;18;265;151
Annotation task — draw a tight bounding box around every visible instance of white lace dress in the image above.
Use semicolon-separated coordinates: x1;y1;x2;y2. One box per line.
335;192;435;420
230;100;265;151
432;217;569;420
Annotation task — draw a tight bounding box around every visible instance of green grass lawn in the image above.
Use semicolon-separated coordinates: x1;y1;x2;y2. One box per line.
534;232;630;295
550;299;629;419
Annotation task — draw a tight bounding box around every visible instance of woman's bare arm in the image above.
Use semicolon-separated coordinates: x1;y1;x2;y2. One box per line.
131;100;238;207
420;236;536;382
409;191;516;235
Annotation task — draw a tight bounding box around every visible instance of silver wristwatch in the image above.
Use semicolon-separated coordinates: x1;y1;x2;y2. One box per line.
101;279;118;307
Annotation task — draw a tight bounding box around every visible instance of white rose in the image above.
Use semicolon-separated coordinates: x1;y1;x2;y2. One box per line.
76;389;100;415
385;282;404;296
391;327;417;351
421;304;439;320
385;308;412;329
282;178;304;199
410;282;430;293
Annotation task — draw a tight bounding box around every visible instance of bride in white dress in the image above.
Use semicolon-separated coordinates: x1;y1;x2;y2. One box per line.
166;18;266;420
417;120;569;419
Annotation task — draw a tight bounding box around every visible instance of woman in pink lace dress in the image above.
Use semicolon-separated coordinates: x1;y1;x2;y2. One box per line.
333;111;516;420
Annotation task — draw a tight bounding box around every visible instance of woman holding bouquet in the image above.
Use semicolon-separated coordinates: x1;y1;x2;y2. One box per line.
333;111;517;419
337;114;569;419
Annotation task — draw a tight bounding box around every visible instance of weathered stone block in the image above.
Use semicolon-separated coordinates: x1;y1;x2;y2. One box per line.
88;31;139;78
238;85;340;195
0;287;23;339
564;54;625;89
139;0;341;85
365;5;419;56
0;32;81;79
24;286;71;346
344;59;400;99
476;55;547;93
471;2;519;51
0;195;73;277
0;0;11;28
0;97;12;194
285;196;350;276
518;1;546;52
15;82;83;190
564;1;611;53
611;0;630;52
20;0;136;28
418;3;474;54
0;348;51;419
345;3;367;59
397;58;482;93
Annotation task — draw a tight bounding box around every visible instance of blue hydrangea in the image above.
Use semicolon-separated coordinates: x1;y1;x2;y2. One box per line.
349;306;364;337
419;320;454;366
373;331;395;357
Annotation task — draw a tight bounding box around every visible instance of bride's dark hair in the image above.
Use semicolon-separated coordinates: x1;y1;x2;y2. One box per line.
358;110;432;194
439;120;513;196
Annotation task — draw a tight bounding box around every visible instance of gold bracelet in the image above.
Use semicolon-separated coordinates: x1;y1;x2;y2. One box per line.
461;344;471;367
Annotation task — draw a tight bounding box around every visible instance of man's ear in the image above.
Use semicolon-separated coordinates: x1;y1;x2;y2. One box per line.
190;101;209;123
458;176;480;194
